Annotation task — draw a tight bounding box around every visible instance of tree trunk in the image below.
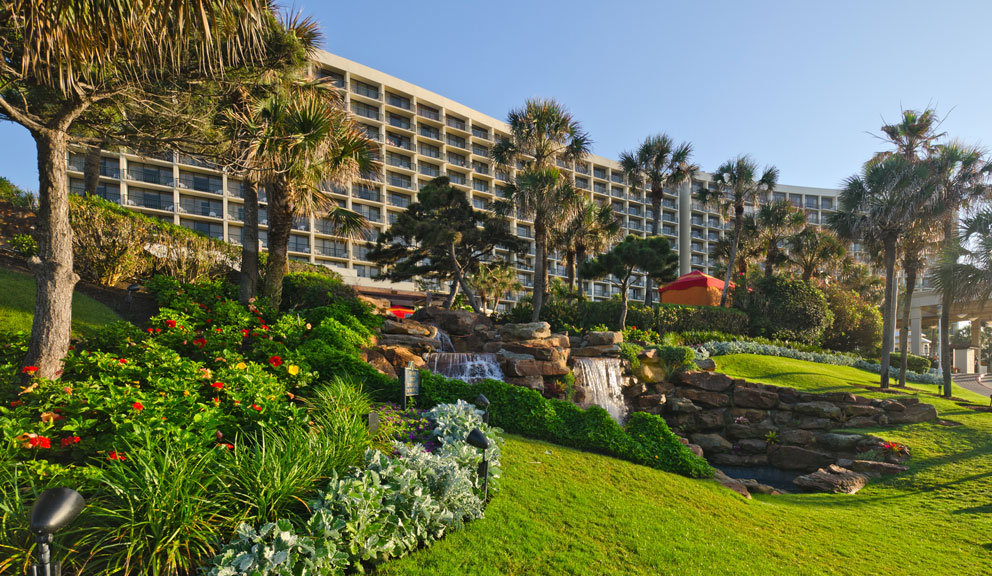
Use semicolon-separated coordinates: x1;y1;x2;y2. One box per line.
619;279;630;329
531;219;548;322
764;241;776;278
879;236;898;389
576;245;588;298
940;215;955;398
449;242;482;313
898;265;917;386
24;130;78;379
802;264;814;283
644;189;662;306
82;143;103;197
442;278;459;309
565;250;576;292
239;177;260;304
261;180;293;310
720;207;744;307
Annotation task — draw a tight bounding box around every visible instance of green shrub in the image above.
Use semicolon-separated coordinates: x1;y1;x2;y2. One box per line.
9;233;36;257
889;351;932;374
0;176;35;209
619;342;644;371
655;303;749;335
416;372;711;478
69;194;152;285
738;275;832;344
822;286;882;354
654;345;696;378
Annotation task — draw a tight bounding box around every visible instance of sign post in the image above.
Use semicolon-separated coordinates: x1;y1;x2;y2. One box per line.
402;361;420;410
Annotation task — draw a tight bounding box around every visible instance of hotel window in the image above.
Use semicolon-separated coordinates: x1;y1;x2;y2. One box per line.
471;125;489;139
355;203;382;222
317;68;344;88
351;79;379;99
386;132;411;150
789;194;802;207
611;172;624;184
386;172;412;189
821;197;834;210
355;264;379;278
446;134;467;149
288;234;311;253
387;113;412;131
179;195;222;217
473;197;489;210
419;162;441;177
128;187;173;211
386;92;411;109
352;243;372;261
389;192;411;207
447;152;466;167
180;218;223;239
351;101;379;120
472;179;489;193
419;124;441;140
417;103;440;120
387;152;412;170
805;196;819;209
354;184;381;202
448;172;466;185
773;192;787;203
593;167;606;179
517;225;532;238
446;116;466;131
128;162;174;187
576;177;589;190
358;123;380;141
419;142;440;158
472;161;489;175
316;238;348;258
472;143;490;157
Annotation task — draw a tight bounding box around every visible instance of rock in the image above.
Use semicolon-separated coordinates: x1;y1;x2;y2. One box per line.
636;394;667;409
768;445;835;471
412;307;491;336
687;443;704;458
497;349;536;362
584;331;623;346
845;459;909;478
821;392;858;404
708;452;769;466
358;294;391;314
638;348;658;361
728;408;769;423
378;334;442;353
623;382;648;398
378;345;426;370
815;433;866;452
696;409;727;430
843;404;883;418
653;381;676;395
733;387;780;410
665;397;701;413
842;416;881;428
880;399;906;412
772;410;797;426
713;469;751;499
571;344;622;357
363;348;397;379
695;358;717;371
677;371;735;392
778;429;816;446
508;358;569;377
494;340;568;362
887;402;937;424
674;387;731;408
381;319;436;338
793;465;868;494
505;375;544;391
635;363;666;384
796;417;833;430
737;438;768;454
741;479;783;495
794;401;843;420
726;420;778;439
499;322;552;341
691;433;733;453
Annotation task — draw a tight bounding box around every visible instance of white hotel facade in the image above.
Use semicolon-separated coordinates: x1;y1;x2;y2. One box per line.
68;50;843;309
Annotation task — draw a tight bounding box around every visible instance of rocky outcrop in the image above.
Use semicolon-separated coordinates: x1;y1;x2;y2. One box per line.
793;465;869;494
411;307;492;336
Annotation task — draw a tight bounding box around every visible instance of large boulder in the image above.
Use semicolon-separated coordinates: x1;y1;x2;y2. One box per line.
676;371;735;393
490;340;568;362
794;401;843;420
507;358;570;377
635;362;666;384
768;445;835;471
381;318;437;338
815;433;865;452
713;469;751;499
793;465;869;494
887;402;938;425
673;387;731;408
505;375;544;391
571;344;622;357
691;433;733;454
584;331;623;346
412;307;491;336
378;334;442;353
378;345;426;371
499;322;552;341
695;358;717;371
363;348;397;379
835;459;908;478
733;386;780;410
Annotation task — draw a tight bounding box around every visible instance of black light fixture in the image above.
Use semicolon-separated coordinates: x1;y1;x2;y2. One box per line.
125;283;141;312
29;487;85;576
466;428;490;502
474;393;490;424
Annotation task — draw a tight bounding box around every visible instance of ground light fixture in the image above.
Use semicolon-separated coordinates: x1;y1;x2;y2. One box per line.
466;428;490;502
474;393;490;424
29;487;85;576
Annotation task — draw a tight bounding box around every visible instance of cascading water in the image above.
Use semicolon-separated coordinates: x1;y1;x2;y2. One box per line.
435;329;455;353
425;352;504;382
572;357;628;422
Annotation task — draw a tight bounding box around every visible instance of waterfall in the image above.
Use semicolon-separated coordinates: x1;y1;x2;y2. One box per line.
425;352;504;382
572;357;628;422
435;329;455;353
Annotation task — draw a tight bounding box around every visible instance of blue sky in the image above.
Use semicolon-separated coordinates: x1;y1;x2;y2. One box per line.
2;0;990;191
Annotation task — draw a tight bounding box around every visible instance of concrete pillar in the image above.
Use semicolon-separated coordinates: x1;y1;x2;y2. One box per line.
971;319;982;348
910;308;922;356
678;181;691;276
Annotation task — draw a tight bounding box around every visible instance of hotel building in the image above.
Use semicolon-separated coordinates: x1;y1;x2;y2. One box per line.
67;50;843;310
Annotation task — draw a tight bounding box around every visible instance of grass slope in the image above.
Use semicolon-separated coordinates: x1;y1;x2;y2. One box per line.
380;355;992;575
0;268;119;336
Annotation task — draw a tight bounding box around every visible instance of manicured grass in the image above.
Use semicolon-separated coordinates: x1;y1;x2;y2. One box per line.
0;268;120;336
380;355;992;575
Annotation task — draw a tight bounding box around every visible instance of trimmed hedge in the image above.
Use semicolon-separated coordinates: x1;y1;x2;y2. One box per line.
737;276;832;344
408;372;712;478
889;351;932;374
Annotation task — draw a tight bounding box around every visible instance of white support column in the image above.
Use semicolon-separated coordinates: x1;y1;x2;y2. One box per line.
678;181;691;276
910;307;923;356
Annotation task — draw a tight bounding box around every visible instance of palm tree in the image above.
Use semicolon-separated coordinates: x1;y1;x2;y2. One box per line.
756;200;805;277
897;219;938;386
711;215;761;282
697;155;778;306
492;99;591;321
786;227;846;282
467;262;522;314
928;142;992;396
619;134;697;305
0;1;273;378
830;156;926;388
552;200;624;293
872;108;944;164
255;85;379;309
839;259;885;306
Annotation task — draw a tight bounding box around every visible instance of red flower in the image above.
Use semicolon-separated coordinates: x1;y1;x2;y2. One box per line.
219;442;234;450
193;337;207;348
132;401;144;411
211;381;224;390
29;436;51;449
261;324;269;331
155;328;161;333
215;328;222;333
118;358;127;365
241;329;249;337
10;400;23;408
268;355;283;367
165;319;177;328
251;404;262;411
61;436;81;448
233;400;241;405
147;328;154;333
21;365;38;374
107;451;126;461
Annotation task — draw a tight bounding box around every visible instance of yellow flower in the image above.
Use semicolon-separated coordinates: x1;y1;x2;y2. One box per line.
183;390;190;397
287;365;300;376
235;362;247;370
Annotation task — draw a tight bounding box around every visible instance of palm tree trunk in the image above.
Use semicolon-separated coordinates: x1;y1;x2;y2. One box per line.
576;245;588;297
940;215;955;398
261;180;293;310
532;219;548;322
619;279;630;329
24;130;78;380
239;177;260;304
898;265;918;386
879;236;898;389
644;190;662;306
764;242;776;278
565;250;576;292
720;207;744;307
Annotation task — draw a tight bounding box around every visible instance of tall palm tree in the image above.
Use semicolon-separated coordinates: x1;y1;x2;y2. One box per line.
552;200;623;293
254;85;379;309
897;219;938;386
928;141;992;396
696;155;778;306
756;200;805;277
830;156;926;388
711;215;761;281
619;134;697;305
0;1;273;378
492;99;591;321
872;108;944;165
786;227;846;282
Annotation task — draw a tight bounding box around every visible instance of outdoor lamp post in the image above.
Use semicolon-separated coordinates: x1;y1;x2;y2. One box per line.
29;487;85;576
474;393;490;424
466;428;490;502
125;283;141;313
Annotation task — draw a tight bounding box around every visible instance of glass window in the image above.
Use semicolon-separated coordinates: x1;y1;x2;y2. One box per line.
351;80;379;99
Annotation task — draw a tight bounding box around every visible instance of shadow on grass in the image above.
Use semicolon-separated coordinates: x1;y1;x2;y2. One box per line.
954;503;992;515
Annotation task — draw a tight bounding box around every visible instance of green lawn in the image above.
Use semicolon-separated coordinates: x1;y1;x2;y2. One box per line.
0;268;120;336
380;355;992;575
